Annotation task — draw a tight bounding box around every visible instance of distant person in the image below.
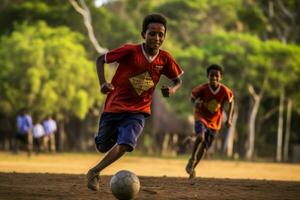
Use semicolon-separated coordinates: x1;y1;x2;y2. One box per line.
32;119;45;154
86;13;183;191
15;108;33;156
185;64;234;178
43;116;57;153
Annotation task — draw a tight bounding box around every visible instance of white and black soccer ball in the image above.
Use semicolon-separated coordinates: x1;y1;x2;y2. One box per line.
110;170;140;200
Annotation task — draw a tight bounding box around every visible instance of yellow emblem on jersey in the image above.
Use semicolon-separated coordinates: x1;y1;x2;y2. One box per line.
204;99;221;113
129;71;154;95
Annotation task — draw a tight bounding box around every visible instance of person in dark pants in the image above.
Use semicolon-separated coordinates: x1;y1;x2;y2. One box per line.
15;108;33;156
86;13;183;191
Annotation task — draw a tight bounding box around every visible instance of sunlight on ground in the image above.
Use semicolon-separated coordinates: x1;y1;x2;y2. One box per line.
0;152;300;181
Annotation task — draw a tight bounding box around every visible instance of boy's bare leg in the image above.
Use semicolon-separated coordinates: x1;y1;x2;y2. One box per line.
186;134;205;178
87;144;130;191
193;143;206;168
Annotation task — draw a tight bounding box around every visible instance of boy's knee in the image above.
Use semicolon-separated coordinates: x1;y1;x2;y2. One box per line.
196;134;205;143
96;143;110;153
118;144;133;152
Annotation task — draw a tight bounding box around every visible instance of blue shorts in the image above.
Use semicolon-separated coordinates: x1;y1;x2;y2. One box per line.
95;112;145;152
194;120;216;150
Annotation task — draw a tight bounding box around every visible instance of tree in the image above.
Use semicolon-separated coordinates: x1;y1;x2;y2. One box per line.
239;0;300;161
0;21;102;120
155;0;243;45
262;41;300;161
69;0;107;54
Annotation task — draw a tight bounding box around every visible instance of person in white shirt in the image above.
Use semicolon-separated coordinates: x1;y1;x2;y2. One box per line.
32;120;45;154
43;116;57;152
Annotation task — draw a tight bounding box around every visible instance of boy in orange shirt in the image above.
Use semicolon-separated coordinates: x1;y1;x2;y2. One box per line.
186;64;234;178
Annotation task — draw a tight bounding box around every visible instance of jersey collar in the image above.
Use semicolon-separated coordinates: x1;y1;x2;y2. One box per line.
141;44;159;63
208;83;221;95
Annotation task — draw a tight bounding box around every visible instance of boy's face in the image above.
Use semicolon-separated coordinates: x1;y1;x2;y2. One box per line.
142;23;165;52
208;69;222;88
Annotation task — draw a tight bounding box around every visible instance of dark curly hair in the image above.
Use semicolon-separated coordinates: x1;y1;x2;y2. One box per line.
142;13;167;34
206;64;224;76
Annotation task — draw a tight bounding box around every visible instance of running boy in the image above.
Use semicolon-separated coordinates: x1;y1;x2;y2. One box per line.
185;64;234;178
87;13;183;191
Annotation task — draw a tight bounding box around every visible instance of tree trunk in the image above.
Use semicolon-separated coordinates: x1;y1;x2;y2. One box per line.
225;111;238;157
276;90;284;162
69;0;107;54
283;98;292;162
246;83;265;160
57;120;66;152
161;133;170;156
171;133;178;156
246;98;259;160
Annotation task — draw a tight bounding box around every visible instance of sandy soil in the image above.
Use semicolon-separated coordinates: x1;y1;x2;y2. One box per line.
0;172;299;200
0;152;300;199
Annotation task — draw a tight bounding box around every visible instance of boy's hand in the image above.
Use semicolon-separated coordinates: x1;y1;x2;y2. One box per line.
194;99;203;109
161;85;174;97
100;82;115;94
225;120;232;128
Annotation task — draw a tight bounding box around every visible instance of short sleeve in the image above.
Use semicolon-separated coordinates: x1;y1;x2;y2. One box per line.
224;86;234;103
191;84;205;99
161;52;183;80
26;115;33;127
105;44;132;64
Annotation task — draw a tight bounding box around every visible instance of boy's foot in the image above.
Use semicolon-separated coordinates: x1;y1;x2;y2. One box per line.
86;169;100;191
189;170;196;179
185;158;196;179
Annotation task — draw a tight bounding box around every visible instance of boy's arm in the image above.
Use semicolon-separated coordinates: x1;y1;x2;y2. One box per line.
191;95;202;109
225;98;234;128
161;77;182;97
191;95;196;104
96;55;114;94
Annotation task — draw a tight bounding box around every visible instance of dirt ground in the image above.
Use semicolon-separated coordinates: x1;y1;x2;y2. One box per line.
0;172;299;200
0;152;300;200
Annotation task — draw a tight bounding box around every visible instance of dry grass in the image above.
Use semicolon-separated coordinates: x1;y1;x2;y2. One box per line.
0;152;300;181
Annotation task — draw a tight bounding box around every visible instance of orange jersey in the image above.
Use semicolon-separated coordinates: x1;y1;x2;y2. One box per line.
192;83;233;131
103;44;183;115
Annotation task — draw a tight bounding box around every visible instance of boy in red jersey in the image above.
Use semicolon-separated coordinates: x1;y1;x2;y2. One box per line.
185;64;234;179
87;13;183;191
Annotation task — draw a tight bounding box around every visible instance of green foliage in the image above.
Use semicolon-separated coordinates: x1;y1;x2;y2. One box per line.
0;21;102;119
0;1;77;35
238;0;268;34
167;29;300;123
171;31;261;112
154;0;242;45
0;0;300;155
91;4;140;50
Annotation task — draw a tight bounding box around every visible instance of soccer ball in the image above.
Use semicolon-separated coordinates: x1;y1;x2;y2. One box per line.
110;170;140;200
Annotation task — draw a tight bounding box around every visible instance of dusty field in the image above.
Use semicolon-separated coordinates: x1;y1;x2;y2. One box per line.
0;152;300;200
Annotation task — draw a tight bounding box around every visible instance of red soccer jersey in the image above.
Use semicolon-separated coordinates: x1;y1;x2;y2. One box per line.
103;44;183;115
192;83;233;131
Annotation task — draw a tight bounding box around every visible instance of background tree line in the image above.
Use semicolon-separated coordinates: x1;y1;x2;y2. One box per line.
0;0;299;161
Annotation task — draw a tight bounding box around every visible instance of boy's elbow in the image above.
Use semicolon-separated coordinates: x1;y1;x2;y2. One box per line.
173;77;182;86
190;96;196;103
96;55;105;65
